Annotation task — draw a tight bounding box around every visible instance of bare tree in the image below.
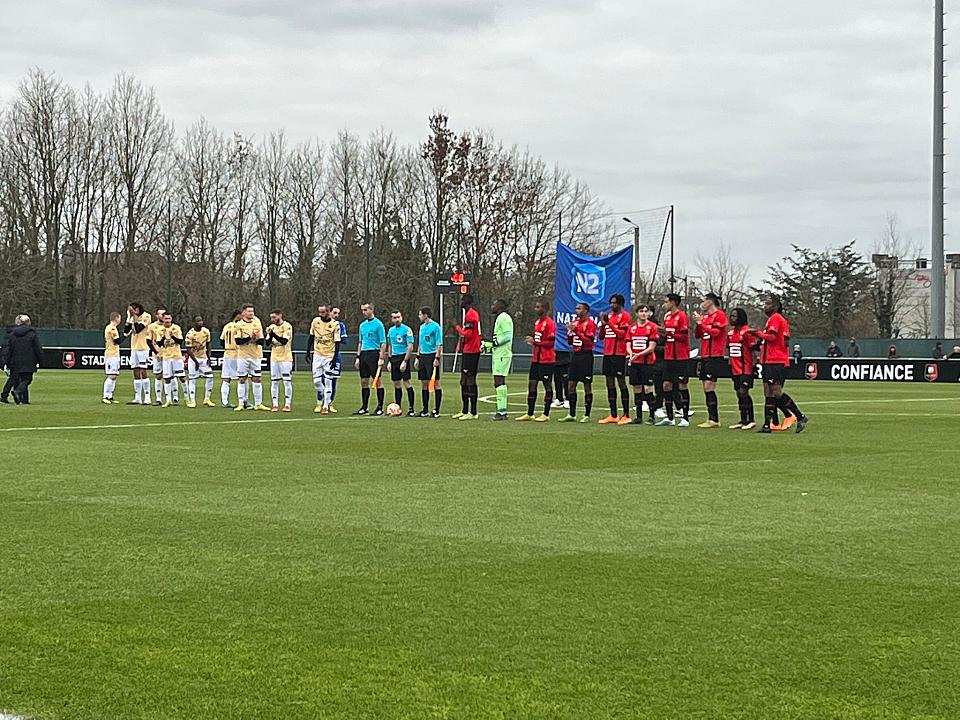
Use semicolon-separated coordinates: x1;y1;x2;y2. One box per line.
871;213;919;338
694;241;751;310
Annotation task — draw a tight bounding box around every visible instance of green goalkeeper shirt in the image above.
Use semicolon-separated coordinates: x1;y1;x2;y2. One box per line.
493;312;513;356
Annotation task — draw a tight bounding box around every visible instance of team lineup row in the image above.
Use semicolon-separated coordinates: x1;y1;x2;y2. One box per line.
101;291;808;433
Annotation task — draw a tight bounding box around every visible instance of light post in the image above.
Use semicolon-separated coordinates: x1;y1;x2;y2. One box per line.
622;217;640;303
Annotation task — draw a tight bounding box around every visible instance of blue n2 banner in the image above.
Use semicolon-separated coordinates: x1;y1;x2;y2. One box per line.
554;242;634;352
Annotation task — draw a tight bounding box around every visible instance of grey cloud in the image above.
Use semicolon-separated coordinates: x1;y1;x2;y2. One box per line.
0;0;950;272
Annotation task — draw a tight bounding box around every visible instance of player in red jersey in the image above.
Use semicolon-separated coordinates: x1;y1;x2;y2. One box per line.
626;304;659;424
656;293;691;427
453;293;482;419
598;293;632;424
559;302;596;423
755;294;808;433
518;298;557;422
727;307;757;430
693;292;728;428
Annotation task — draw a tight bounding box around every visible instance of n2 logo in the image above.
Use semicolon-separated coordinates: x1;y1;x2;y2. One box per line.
571;262;606;304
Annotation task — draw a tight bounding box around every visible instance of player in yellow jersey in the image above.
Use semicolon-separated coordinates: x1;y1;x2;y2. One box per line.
157;312;186;407
219;309;241;408
266;309;294;412
147;306;170;405
233;304;270;411
185;315;215;408
102;312;123;404
123;302;152;404
307;304;341;414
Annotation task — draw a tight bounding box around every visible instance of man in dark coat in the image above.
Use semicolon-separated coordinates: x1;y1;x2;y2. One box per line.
1;319;20;403
2;314;43;404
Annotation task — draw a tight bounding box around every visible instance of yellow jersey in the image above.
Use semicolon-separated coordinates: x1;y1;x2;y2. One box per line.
309;316;341;358
220;322;238;359
267;321;293;363
185;327;211;359
158;324;184;360
234;317;264;360
148;321;166;356
129;312;151;351
104;323;121;358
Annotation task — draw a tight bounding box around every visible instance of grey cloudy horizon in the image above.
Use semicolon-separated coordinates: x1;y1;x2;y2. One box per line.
0;0;952;276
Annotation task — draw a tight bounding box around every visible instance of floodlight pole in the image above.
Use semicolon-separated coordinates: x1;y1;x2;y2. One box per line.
623;217;640;303
932;0;946;338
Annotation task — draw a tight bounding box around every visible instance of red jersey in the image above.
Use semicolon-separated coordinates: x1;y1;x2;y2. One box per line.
568;317;597;354
695;309;728;358
757;312;790;365
727;325;756;376
601;309;630;356
532;316;557;364
456;308;482;354
661;310;690;361
626;321;658;365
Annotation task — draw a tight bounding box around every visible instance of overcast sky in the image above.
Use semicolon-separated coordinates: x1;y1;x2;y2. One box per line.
0;0;952;276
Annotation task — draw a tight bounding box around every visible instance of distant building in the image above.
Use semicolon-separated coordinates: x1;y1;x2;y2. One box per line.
872;254;960;338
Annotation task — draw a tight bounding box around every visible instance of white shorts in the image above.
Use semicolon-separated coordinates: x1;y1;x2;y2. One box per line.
130;349;150;369
312;354;333;381
104;356;121;376
221;357;238;380
151;356;163;374
237;357;262;378
189;357;213;379
162;358;185;378
271;360;293;381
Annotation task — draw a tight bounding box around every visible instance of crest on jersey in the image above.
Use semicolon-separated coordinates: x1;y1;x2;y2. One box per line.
924;363;939;382
571;262;606;305
804;362;818;380
62;351;75;369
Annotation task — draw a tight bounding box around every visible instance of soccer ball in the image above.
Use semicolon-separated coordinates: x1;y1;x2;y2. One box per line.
386;403;402;416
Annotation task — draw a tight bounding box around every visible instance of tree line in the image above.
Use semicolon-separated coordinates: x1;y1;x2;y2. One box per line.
0;70;615;332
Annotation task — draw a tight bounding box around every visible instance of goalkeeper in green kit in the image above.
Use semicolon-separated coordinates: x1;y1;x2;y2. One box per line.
482;298;514;420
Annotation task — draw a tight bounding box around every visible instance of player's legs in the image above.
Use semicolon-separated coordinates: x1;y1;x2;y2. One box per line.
699;360;719;426
491;352;512;418
250;365;265;408
280;362;292;409
270;362;281;408
642;383;656;421
103;357;119;403
604;373;618;419
616;373;629;420
662;378;675;421
187;358;198;405
539;365;554;417
524;370;539;419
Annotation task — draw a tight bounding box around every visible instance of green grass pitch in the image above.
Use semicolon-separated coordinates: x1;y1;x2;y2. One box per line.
1;371;959;719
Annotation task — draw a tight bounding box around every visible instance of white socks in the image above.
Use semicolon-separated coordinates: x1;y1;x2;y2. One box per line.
284;380;293;406
221;381;230;405
271;380;280;406
252;382;263;406
103;377;116;399
205;377;213;401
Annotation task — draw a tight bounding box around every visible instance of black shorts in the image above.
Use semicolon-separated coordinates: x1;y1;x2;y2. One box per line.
602;355;626;378
389;355;411;382
569;352;594;382
629;363;656;386
731;373;754;390
417;354;441;382
529;361;554;383
358;350;380;379
662;359;689;384
698;357;726;382
461;352;480;376
761;363;787;386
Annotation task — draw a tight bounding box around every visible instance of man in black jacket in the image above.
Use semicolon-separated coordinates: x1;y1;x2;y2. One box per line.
2;314;43;404
826;341;843;358
1;319;21;403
